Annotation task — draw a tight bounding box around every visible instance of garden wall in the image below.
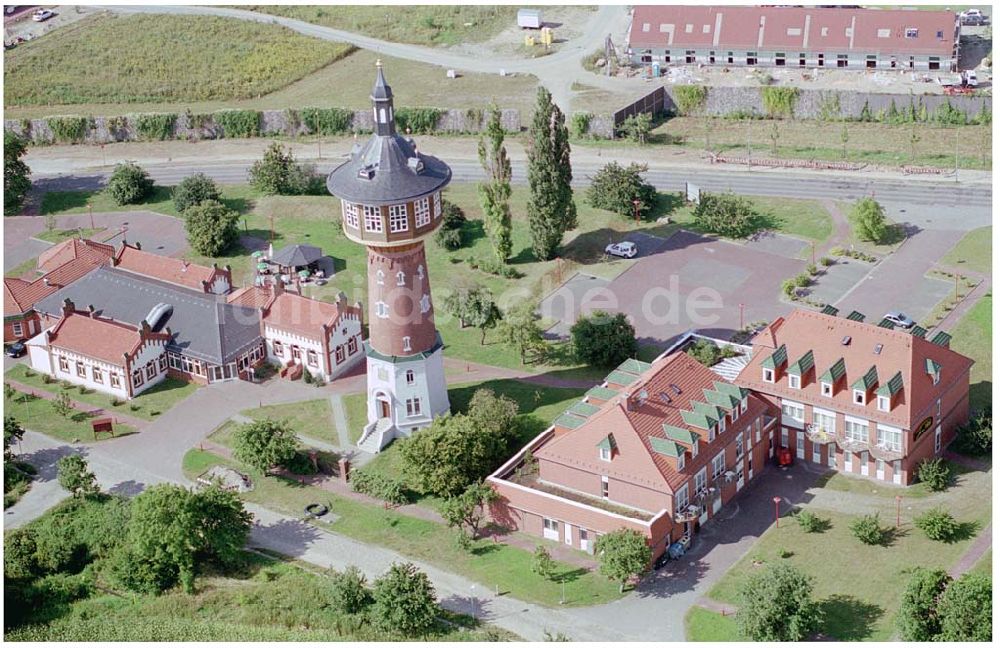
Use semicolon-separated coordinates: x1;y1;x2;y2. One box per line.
4;106;522;146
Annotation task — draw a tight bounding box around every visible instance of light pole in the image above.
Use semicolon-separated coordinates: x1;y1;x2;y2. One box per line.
739;303;745;330
811;241;816;266
632;198;641;225
895;495;902;528
773;496;782;528
88;202;94;231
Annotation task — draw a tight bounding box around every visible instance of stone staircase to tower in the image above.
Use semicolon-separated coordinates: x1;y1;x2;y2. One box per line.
357;418;395;454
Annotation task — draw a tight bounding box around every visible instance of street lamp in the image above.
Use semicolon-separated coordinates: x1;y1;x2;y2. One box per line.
632;198;641;225
895;495;902;528
773;496;782;528
739;303;745;330
88;202;94;231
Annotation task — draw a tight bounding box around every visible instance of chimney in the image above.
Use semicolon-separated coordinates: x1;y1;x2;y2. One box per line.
134;241;142;251
43;277;51;286
61;298;75;317
338;457;351;484
87;304;96;318
140;319;151;335
212;262;218;270
273;277;285;297
336;291;348;307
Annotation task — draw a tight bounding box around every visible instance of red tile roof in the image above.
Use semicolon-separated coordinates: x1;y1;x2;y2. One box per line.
227;286;274;310
263;292;346;339
113;244;223;292
736;309;974;429
629;6;957;56
37;238;115;274
4;255;106;317
47;310;146;365
537;351;771;493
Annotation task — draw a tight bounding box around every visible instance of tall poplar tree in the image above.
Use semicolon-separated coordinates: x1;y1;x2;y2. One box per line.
477;103;513;263
526;87;576;260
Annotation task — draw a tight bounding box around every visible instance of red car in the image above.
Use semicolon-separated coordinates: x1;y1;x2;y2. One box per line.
777;447;793;466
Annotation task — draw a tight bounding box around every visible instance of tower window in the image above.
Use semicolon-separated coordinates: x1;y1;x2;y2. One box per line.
406;397;422;417
379;107;387;123
389;204;408;232
419;294;431;314
415;198;431;227
405;369;415;385
396;270;406;286
376;269;385;285
433;192;442;218
375;301;389;318
363;205;383;233
342;201;359;228
402;336;412;352
417;265;425;280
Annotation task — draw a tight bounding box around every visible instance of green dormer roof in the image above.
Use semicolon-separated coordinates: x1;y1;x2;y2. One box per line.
596;433;618;451
663;424;698;445
554;414;586;430
821;305;839;316
605;370;640;387
846;310;866;322
820;357;846;384
703;388;739;409
691;400;725;419
681;403;719;430
713;381;749;399
649;436;684;458
566;401;600;419
852;365;879;391
930;331;952;347
925;358;942;375
586;386;620;401
876;318;896;329
910;325;928;339
787;350;815;377
761;344;788;370
876;371;904;397
616;358;652;375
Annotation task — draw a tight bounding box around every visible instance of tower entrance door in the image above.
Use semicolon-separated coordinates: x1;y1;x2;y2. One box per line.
378;398;391;418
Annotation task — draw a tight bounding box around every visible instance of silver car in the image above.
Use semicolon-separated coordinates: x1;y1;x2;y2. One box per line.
883;311;915;329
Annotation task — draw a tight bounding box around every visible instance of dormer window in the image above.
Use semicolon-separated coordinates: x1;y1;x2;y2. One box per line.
691;440;699;458
854;389;866;406
599;447;611;462
932;370;940;386
877;395;890;412
719;415;727;433
763;368;774;383
709;424;717;442
821;382;833;397
677;452;686;470
789;375;800;389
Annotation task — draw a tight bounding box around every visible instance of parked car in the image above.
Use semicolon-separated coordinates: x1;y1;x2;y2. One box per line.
605;241;638;259
32;9;54;22
965;70;979;87
883;310;915;329
5;341;26;358
960;9;989;25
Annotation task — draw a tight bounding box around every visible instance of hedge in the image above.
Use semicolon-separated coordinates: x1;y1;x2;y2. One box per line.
299;107;354;135
47;116;93;144
214;110;262;138
395;107;443;135
134;113;177;141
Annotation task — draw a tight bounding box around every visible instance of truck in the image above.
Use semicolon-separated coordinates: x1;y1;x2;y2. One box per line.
517;8;541;29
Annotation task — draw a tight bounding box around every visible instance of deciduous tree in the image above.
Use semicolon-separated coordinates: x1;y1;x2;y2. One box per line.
478;103;513;263
441;481;500;539
232;418;297;474
735;563;822;641
330;564;372;614
4;415;25;462
107;161;154;206
937;572;992;641
371;562;439;636
56;455;99;499
897;568;950;641
497;302;546;365
594;528;651;593
586;162;657;219
692;192;761;239
173;172;221;213
4;131;31;216
527;87;576;260
849;197;888;244
184;199;241;257
570;311;637;369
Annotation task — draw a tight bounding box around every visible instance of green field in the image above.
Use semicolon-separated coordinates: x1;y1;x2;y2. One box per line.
239;5;518;46
949;294;992;412
685;606;740;641
3;389;138;442
33;227;104;244
4;14;354;106
181;448;624;608
705;464;993;641
240;398;336;446
342;391;369;445
940;226;992;276
6;364;197;421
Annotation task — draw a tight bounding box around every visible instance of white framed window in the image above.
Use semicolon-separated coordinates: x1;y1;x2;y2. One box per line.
433;192;442;218
414;197;431;227
169;353;182;370
813;409;837;436
691;439;699;458
845;417;869;444
828;444;837;468
92;366;103;384
307;350;318;367
762;368;774;383
57;356;68;373
599;447;611;462
877;425;901;452
363;205;383;233
821;381;833;397
402;336;411;352
405;369;415;385
419;294;431;314
110;373;121;389
335;346;345;364
735;432;744;459
76;361;86;378
675;483;689;513
781;400;805;424
375;301;389;319
132;370;144;387
543;517;559;540
788;375;800;389
406;397;422;417
708;424;717;443
932;370;941;386
12;321;23;337
417;265;425;280
694;468;707;496
376;269;385;285
677;452;685;470
905;27;918;38
877;395;890;412
145;363;156;380
601;475;609;498
711;451;725;479
781;428;789;446
342;201;359;228
934;425;942;452
158;356;167;372
388;204;408;232
854;389;867;405
396;270;406;286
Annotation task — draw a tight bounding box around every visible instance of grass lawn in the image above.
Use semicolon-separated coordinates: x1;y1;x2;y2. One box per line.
814;459;971;500
949;294;992;412
6;364;197;421
240;398;336;446
342;392;368;445
5;256;38;279
4;14;353;106
239;5;518;46
182;448;624;608
940;226;992;276
706;479;992;641
4;389;137;443
971;549;991;576
39;184;256;219
684;606;740;641
646;117;992;170
33;227;104;244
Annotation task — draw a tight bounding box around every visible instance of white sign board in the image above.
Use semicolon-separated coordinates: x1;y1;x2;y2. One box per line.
685;182;701;204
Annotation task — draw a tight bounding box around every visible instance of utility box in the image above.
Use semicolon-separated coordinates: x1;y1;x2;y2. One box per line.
518;8;542;29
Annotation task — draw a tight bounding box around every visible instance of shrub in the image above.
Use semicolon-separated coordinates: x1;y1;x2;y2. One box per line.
172;173;221;213
531;544;556;580
570;112;592;138
586;161;657;219
937;572;992;641
248;142;322;195
395;107;442;134
475;256;523;278
281;450;317;476
4;528;39;579
806;263;818;275
952;407;991;457
849;197;888;244
133;113;176;141
106;161;154;205
434;199;466;250
692;191;761;238
4;131;31;216
56;455;99;499
915;507;961;542
761;87;799;117
795;510;825;533
184;200;240;257
300;107;353;135
736;563;821;641
673;85;708;116
350;469;409;506
849;513;887;545
435;227;463;250
232;418;297;474
916;458;951;492
819;256;835;267
571;311;637;369
47;116;92;144
793;272;811;288
214;110;261;138
897;567;951;641
370;562;438;635
617;112;653;145
329;565;371;614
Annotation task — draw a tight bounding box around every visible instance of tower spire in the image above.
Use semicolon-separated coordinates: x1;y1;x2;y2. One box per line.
371;59;396;136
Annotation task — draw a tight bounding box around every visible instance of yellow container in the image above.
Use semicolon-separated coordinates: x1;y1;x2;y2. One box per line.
525;34;535;47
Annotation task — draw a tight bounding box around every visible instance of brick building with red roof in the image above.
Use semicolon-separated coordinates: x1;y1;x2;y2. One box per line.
627;5;959;71
112;241;232;294
489;341;778;559
735;308;972;485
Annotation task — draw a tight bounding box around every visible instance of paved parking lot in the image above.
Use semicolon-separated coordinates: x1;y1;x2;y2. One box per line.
743;231;809;260
808;258;872;306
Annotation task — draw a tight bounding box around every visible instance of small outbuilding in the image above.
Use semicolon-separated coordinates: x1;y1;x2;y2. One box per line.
517;8;542;29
